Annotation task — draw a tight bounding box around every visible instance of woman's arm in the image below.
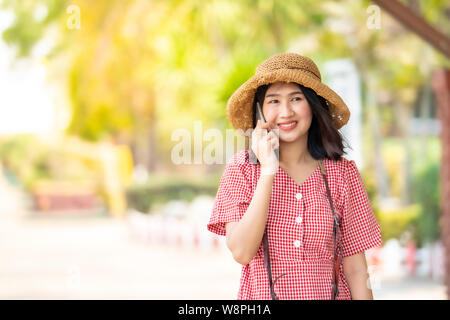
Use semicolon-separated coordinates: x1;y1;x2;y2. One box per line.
342;252;374;300
225;173;275;265
225;120;279;265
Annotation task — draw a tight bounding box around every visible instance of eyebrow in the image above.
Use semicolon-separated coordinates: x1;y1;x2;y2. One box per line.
265;91;304;98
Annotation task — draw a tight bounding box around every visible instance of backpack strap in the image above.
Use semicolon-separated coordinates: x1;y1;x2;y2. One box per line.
263;229;286;300
319;159;342;300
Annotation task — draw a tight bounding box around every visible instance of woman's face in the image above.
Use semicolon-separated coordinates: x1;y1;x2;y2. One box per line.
262;81;313;143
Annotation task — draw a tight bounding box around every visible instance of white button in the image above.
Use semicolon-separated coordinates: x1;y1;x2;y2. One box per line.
295;216;303;224
295;193;302;200
294;240;301;248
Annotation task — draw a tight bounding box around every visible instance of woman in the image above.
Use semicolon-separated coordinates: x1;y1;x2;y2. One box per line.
207;52;382;300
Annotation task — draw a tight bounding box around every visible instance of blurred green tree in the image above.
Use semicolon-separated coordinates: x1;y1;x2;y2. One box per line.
1;0;448;178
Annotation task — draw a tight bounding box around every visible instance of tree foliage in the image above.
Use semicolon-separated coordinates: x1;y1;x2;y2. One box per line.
1;0;448;169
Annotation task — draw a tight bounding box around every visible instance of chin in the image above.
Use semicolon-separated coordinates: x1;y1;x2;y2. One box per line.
279;131;306;143
280;135;301;143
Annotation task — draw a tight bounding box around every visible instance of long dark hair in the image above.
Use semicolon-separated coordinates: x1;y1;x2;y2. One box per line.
252;83;350;161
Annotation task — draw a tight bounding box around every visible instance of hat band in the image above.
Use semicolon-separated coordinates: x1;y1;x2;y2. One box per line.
285;66;321;81
256;67;321;81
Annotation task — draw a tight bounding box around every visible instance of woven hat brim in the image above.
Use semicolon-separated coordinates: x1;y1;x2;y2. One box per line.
226;68;350;133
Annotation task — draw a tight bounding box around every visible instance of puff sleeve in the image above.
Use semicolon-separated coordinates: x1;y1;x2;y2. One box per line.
340;159;382;258
207;154;253;236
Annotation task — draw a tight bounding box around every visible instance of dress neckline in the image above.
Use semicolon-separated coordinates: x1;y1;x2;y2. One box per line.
278;159;323;188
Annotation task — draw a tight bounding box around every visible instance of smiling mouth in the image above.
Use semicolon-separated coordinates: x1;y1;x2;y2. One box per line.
278;121;298;128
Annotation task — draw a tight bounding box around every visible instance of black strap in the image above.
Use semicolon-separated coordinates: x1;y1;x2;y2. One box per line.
262;231;277;300
263;230;286;300
319;159;341;300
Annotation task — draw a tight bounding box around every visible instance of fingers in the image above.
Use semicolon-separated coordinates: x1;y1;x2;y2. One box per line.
251;132;277;150
256;119;271;130
254;121;268;137
268;124;279;138
252;120;279;157
270;135;279;149
257;131;278;146
263;132;278;152
267;130;278;142
270;137;279;151
258;120;279;139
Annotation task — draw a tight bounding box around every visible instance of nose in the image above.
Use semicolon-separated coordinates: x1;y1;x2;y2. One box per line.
280;100;295;117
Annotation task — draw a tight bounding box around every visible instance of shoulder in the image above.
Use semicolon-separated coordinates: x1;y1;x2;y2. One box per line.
338;156;361;177
229;149;250;164
323;156;356;176
217;150;254;194
226;149;252;169
222;149;254;179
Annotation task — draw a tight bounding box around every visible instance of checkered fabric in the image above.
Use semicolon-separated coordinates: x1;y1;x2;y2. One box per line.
207;149;382;300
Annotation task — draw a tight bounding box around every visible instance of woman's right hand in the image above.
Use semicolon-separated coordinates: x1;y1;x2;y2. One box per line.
251;120;279;175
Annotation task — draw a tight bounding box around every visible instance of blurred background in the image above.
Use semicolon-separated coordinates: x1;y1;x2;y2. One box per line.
0;0;449;299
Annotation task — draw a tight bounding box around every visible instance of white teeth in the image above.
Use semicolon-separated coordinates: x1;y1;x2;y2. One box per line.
279;122;297;128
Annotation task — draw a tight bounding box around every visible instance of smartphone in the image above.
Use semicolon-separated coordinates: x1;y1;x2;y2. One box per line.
253;101;279;161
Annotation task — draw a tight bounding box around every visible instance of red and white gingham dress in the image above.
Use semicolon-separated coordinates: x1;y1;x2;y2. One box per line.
207;149;382;300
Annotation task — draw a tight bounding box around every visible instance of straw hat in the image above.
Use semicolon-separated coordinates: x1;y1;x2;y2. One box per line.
226;52;350;132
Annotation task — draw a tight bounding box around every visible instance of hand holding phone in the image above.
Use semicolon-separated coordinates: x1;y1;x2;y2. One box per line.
256;101;279;160
250;102;279;174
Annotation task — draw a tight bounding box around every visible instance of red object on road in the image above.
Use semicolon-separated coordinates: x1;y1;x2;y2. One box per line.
405;241;417;276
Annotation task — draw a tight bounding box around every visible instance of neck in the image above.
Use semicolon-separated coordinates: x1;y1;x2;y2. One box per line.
279;134;313;167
